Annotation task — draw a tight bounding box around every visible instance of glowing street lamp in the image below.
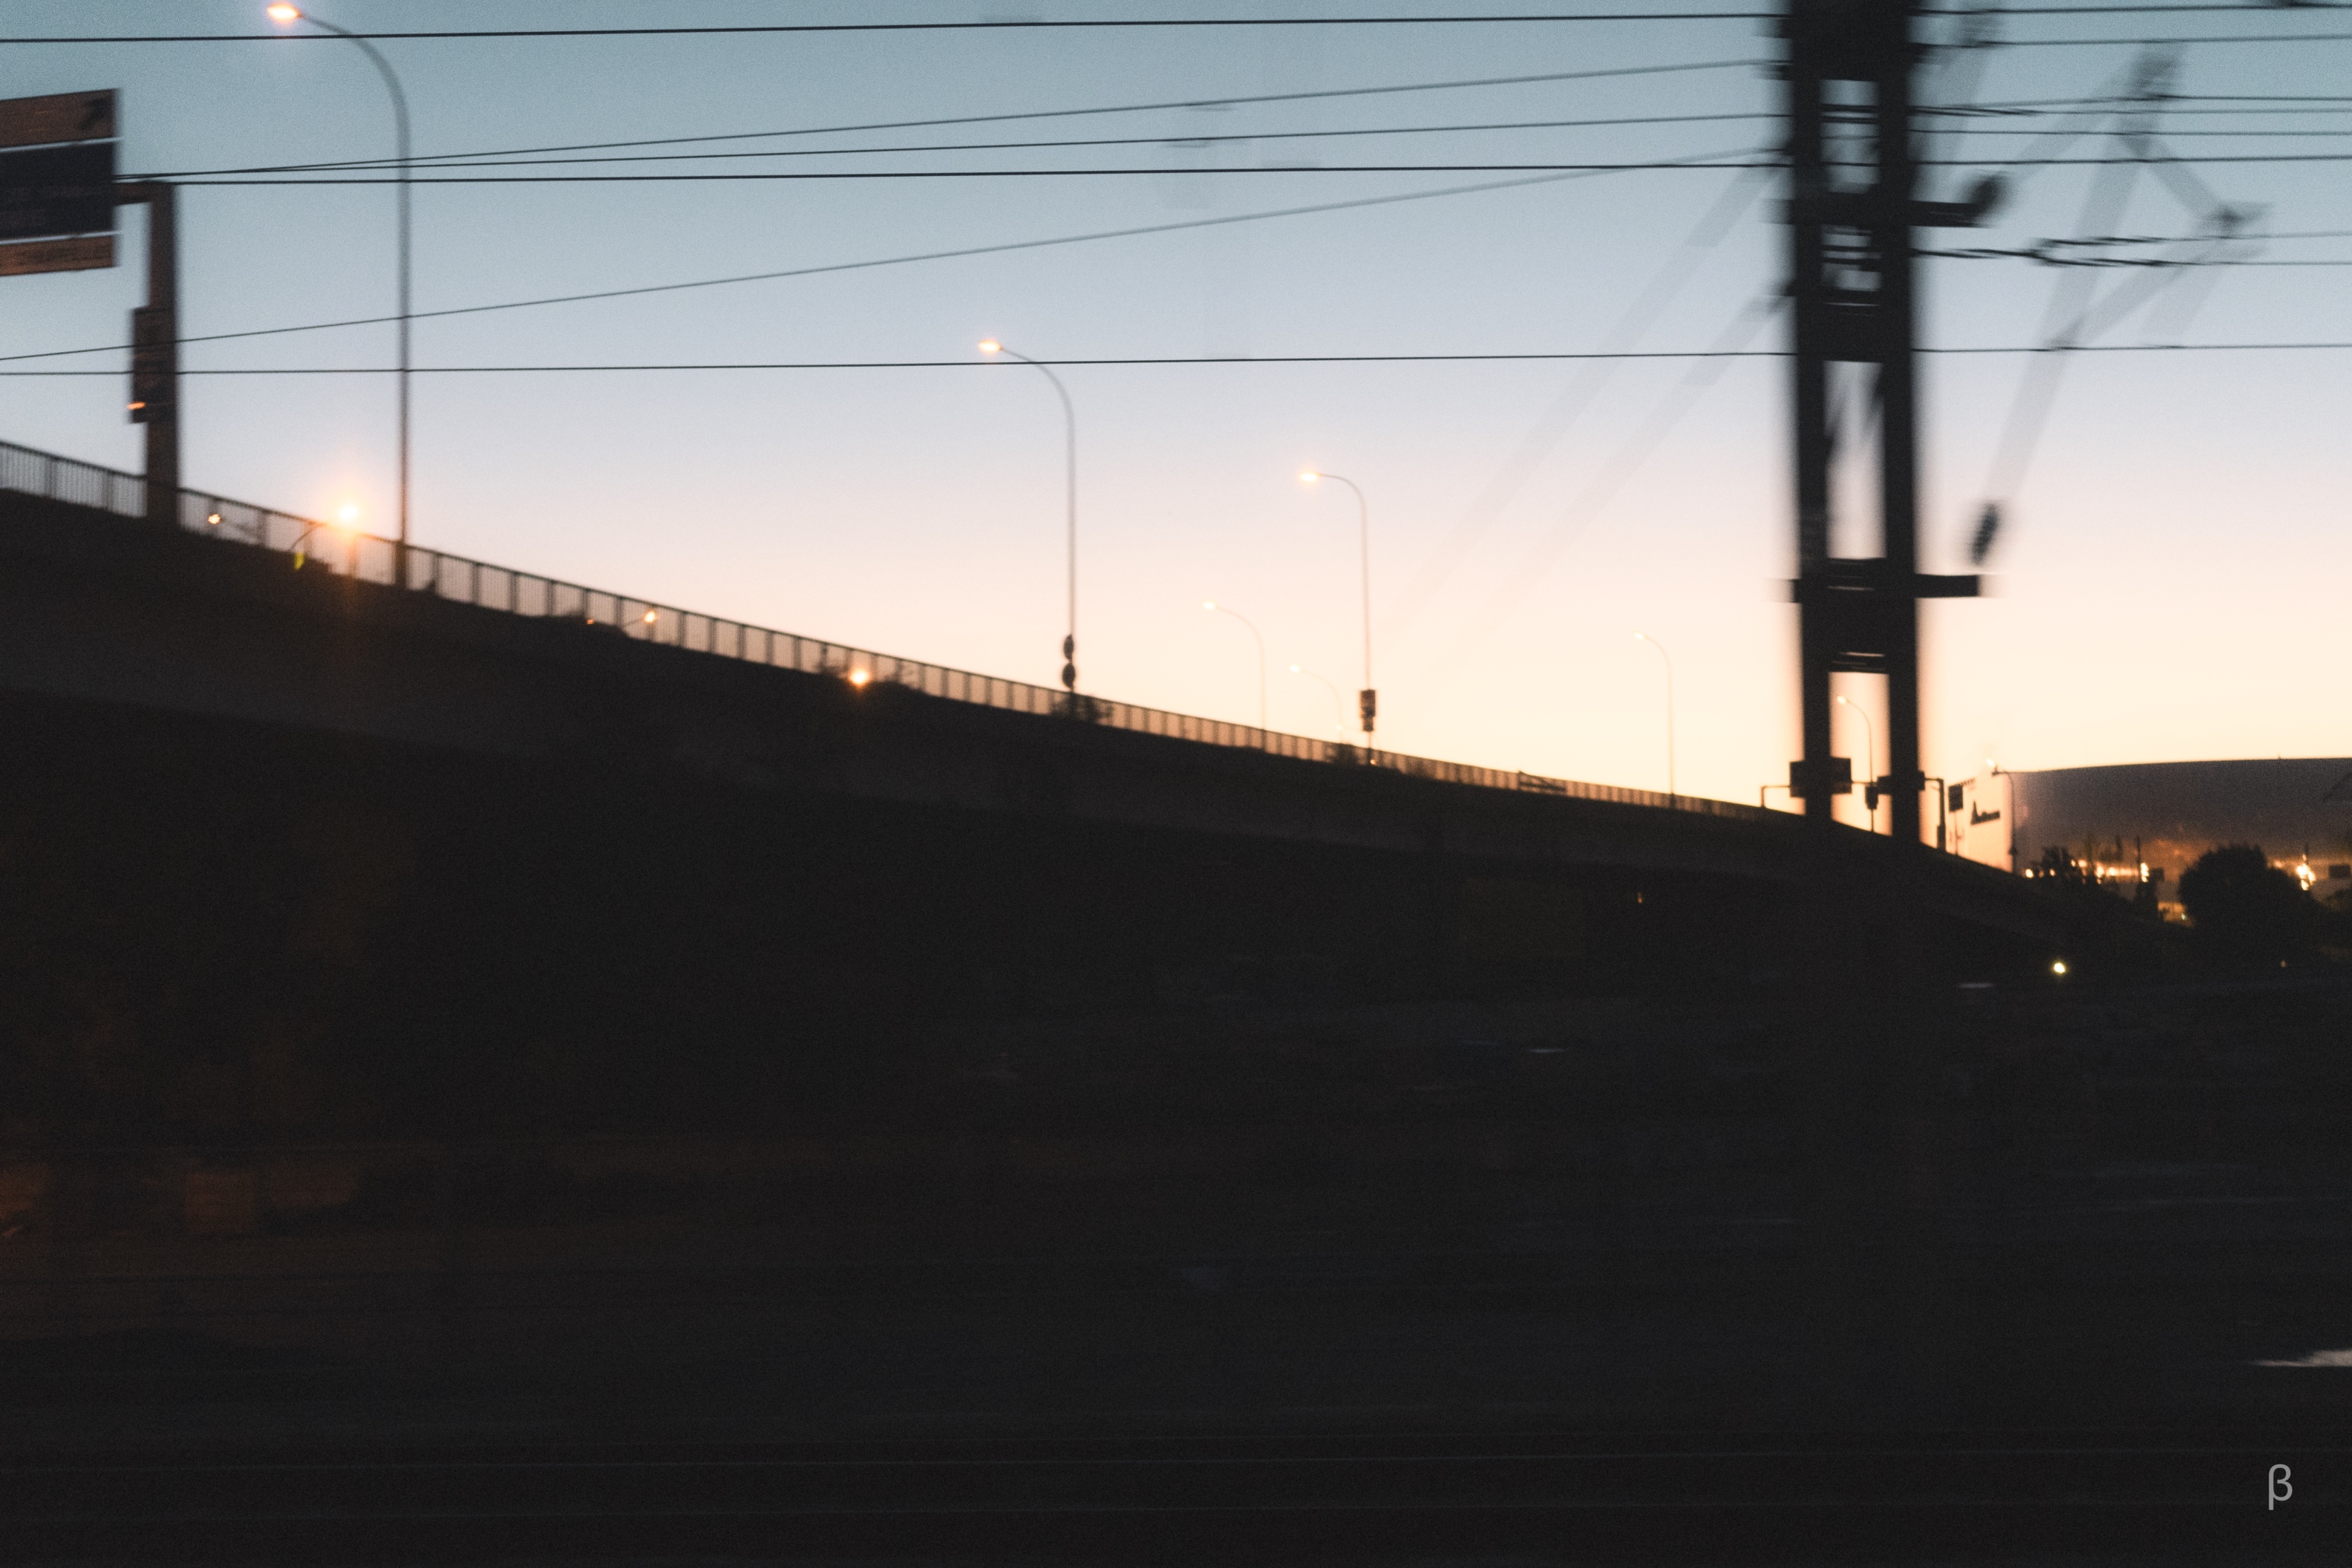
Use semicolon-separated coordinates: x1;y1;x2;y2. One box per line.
270;4;414;579
1298;469;1375;741
979;339;1079;695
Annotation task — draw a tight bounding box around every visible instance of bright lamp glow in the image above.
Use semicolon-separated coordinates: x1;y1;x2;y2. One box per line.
849;670;872;686
1202;601;1216;611
976;339;1002;354
267;4;302;21
2051;960;2068;976
1298;471;1320;483
335;503;359;526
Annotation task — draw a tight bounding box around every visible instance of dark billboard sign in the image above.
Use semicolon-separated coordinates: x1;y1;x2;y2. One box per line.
0;141;117;243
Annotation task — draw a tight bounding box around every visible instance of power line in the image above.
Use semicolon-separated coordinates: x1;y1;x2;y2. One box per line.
160;151;2352;186
127;117;2352;185
124;97;2352;186
16;7;2352;40
1;14;1783;44
9;343;2351;376
126;57;1770;181
2002;30;2352;46
134;113;1786;180
1;151;1763;368
172;161;1783;186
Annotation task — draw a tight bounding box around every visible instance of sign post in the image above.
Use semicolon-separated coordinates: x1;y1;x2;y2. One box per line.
117;183;177;519
0;91;178;523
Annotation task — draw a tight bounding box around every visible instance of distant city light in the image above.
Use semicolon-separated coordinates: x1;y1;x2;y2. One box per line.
205;513;220;526
2051;959;2068;976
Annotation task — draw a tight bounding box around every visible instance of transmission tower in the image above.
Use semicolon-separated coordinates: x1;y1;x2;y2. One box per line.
1782;0;1986;843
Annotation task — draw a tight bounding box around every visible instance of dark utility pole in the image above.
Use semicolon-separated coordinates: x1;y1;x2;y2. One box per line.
1783;0;1982;844
117;181;177;524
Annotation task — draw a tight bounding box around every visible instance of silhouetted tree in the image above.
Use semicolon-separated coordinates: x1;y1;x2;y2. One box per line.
2178;844;2316;968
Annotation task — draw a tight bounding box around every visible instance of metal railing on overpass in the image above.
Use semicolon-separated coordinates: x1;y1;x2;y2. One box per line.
0;438;1765;822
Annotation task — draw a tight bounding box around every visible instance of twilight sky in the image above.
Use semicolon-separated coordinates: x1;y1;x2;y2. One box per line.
1;1;2345;830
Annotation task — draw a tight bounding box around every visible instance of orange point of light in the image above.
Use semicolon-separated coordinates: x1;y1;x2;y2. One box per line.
267;4;302;22
849;670;871;686
643;610;656;623
335;503;359;526
976;339;1002;354
1298;471;1319;483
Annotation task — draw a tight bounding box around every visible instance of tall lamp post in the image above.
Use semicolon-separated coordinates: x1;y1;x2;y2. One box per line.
1298;470;1374;742
1837;694;1877;834
1290;664;1346;736
1633;631;1676;806
1202;601;1266;727
269;4;411;578
979;340;1079;694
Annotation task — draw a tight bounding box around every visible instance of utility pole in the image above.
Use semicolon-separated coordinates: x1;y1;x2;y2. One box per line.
1783;0;1984;843
117;181;177;524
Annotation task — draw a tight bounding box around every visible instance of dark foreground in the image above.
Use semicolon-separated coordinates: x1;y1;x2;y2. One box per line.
5;975;2352;1563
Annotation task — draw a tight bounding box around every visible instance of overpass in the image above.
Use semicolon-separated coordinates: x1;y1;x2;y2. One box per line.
0;436;2065;949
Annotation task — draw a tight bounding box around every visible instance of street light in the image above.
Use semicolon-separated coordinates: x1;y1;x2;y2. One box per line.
1202;601;1267;727
1837;694;1876;833
1633;631;1676;806
1298;470;1375;741
979;339;1079;694
1290;664;1346;736
269;5;413;580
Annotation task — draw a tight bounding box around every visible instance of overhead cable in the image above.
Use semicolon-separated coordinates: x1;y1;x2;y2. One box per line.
6;343;2352;377
0;149;1764;367
1;15;1785;43
126;57;1770;180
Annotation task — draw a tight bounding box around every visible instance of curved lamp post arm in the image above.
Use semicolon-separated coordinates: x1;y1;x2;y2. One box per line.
1290;664;1345;735
1300;469;1374;737
1203;603;1267;727
981;342;1079;691
275;7;412;566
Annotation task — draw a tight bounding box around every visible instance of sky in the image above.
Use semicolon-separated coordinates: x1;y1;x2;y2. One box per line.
0;1;2345;832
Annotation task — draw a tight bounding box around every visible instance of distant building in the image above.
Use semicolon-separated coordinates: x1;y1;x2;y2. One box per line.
1949;758;2352;916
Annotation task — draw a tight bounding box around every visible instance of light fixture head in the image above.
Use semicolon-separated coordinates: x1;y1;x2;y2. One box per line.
1298;470;1320;483
976;339;1002;355
335;503;359;526
267;4;303;21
